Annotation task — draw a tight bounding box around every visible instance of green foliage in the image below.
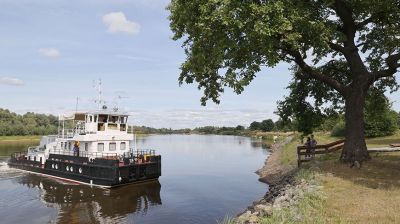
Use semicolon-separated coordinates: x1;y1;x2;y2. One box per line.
364;91;398;137
169;1;400;159
261;119;275;132
169;0;400;104
250;121;262;131
327;91;398;137
275;64;349;135
274;119;296;132
398;112;400;128
130;126;191;135
250;119;276;131
0;108;58;136
331;120;346;137
192;126;242;135
320;115;343;132
235;125;245;131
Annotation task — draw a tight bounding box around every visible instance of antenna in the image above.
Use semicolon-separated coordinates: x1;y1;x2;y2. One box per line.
113;94;129;112
98;78;102;109
75;97;80;113
93;78;105;110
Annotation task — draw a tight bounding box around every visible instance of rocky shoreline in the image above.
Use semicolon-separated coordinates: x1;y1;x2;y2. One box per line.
234;136;306;223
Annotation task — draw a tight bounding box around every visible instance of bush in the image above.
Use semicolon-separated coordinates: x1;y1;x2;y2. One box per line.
365;110;398;137
331;121;346;137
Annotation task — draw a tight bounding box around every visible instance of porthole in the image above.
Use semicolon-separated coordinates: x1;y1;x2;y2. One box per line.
66;166;69;171
70;166;74;172
55;164;58;169
78;168;82;174
51;164;54;169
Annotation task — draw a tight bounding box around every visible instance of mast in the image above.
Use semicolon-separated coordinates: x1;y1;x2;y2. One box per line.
93;78;103;110
98;78;102;110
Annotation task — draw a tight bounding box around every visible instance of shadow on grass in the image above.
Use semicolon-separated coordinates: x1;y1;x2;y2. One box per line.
309;151;400;190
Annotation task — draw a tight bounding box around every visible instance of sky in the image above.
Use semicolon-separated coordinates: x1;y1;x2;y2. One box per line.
0;0;398;129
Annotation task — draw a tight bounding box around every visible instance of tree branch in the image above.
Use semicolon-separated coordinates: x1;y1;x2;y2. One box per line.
374;53;400;79
356;16;375;29
355;11;386;30
286;49;346;95
328;42;347;54
332;0;357;46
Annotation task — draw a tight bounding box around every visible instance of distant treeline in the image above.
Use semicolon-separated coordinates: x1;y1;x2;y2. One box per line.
131;119;294;136
1;107;399;138
129;126;191;135
132;112;400;138
0;109;58;136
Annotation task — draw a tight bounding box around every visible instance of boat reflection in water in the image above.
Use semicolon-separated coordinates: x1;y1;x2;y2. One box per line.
16;174;162;223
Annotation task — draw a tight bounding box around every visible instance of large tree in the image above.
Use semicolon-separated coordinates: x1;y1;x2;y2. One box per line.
168;0;400;164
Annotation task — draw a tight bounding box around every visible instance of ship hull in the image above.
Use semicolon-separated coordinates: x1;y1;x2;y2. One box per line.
8;153;161;188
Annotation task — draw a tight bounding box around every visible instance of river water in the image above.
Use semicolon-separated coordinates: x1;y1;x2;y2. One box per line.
0;135;269;224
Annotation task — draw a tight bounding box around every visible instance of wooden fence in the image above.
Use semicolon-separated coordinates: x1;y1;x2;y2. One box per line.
297;139;345;167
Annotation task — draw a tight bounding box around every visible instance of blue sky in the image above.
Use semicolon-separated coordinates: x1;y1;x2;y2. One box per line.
0;0;398;128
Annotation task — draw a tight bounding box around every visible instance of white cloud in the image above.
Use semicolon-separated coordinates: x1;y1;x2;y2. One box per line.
38;48;60;58
102;12;140;35
0;77;24;86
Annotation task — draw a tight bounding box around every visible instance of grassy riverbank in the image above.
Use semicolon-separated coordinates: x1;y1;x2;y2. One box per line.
234;131;400;223
0;135;41;142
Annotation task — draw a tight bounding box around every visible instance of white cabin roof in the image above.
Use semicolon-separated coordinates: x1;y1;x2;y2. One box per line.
59;110;129;121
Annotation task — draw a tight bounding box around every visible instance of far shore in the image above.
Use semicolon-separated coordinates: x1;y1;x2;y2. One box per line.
0;135;41;142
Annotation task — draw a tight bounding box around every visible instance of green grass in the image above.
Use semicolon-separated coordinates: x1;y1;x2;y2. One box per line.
280;133;341;166
0;135;41;141
281;135;300;166
262;131;400;224
259;169;331;224
281;130;400;166
365;130;400;147
217;215;235;224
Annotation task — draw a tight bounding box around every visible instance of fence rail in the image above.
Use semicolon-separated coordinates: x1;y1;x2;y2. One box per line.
297;139;345;167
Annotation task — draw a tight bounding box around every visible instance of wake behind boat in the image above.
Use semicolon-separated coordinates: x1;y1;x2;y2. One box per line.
8;93;161;188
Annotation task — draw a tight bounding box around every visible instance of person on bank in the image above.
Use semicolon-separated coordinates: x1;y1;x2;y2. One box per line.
305;137;311;158
310;134;317;158
73;141;80;157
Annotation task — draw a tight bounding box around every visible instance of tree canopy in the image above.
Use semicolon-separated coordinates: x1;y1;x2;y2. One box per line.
169;0;400;104
0;109;58;136
169;0;400;163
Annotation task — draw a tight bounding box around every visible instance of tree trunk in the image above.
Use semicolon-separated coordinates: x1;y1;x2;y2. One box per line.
340;87;371;164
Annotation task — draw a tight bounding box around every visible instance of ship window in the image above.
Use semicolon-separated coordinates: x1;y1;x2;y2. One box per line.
89;115;93;122
120;116;127;124
109;116;118;124
120;124;126;131
120;142;126;150
98;143;104;152
109;143;116;151
85;143;88;151
94;115;98;122
98;123;105;131
99;114;108;123
108;123;118;130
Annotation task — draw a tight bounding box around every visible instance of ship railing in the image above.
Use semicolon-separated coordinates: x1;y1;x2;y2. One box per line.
48;149;118;160
28;146;45;154
47;149;157;162
118;149;158;165
124;149;156;158
57;128;85;138
11;151;28;159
